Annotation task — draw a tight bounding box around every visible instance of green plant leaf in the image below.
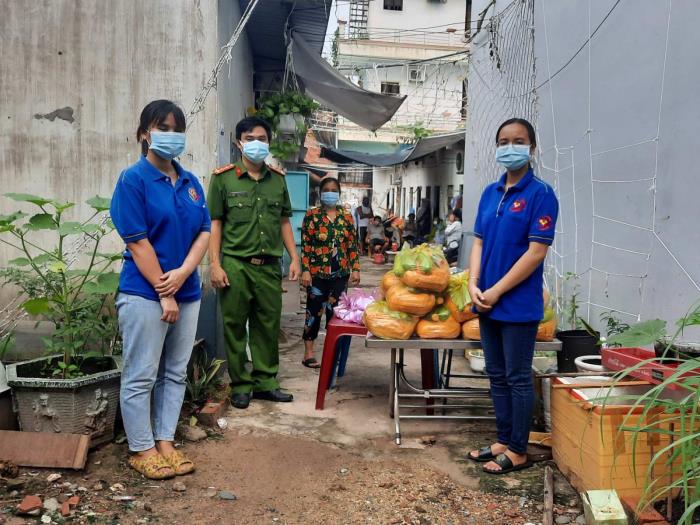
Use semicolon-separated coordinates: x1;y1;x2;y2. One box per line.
22;297;50;315
8;257;31;266
51;201;75;213
0;211;28;226
26;213;57;231
4;193;53;206
33;253;57;265
58;222;83;236
86;195;111;212
83;272;120;294
47;261;67;273
606;319;667;347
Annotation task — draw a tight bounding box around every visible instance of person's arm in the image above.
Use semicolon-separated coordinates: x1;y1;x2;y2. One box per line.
206;175;230;289
348;220;361;285
468;238;490;311
300;211;312;287
281;217;300;280
155;231;211;297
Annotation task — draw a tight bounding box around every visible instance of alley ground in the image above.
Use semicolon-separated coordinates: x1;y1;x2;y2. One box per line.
1;258;582;525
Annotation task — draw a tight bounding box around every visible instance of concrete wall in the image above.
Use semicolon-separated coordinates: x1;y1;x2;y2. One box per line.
463;0;700;333
0;0;221;256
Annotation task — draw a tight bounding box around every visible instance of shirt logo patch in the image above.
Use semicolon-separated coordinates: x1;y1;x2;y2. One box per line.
510;198;526;213
188;187;200;202
537;215;553;231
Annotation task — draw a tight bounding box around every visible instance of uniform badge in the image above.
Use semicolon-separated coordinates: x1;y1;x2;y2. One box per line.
510;198;526;212
537;215;553;231
188;187;200;202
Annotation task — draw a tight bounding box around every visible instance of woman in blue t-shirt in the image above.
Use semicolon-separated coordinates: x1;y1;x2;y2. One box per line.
110;100;211;480
467;118;558;475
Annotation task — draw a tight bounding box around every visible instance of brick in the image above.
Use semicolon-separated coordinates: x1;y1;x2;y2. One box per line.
620;495;666;523
196;398;229;427
60;501;71;517
67;495;80;507
16;495;42;514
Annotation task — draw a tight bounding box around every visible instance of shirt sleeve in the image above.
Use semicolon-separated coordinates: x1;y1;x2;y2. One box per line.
300;210;313;273
206;173;225;220
193;177;212;233
110;170;148;243
473;192;486;239
280;179;293;218
528;189;559;245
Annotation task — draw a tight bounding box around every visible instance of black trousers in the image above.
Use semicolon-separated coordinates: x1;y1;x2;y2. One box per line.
303;275;349;341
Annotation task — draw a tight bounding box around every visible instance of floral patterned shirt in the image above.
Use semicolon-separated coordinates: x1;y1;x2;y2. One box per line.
301;206;360;278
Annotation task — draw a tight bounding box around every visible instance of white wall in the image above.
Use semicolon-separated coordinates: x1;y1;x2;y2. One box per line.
464;0;700;333
367;0;465;32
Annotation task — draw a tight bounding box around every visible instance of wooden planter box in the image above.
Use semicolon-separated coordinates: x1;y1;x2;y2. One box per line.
551;377;689;500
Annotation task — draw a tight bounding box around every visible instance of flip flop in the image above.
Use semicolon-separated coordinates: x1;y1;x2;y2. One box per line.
467;445;499;463
302;358;321;369
483;453;533;475
128;453;176;480
162;450;195;476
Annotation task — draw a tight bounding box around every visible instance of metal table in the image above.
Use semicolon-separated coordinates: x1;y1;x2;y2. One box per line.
365;336;562;444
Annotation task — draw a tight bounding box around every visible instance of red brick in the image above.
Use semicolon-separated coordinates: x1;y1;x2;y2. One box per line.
620;495;666;523
196;399;229;427
60;501;71;517
16;495;42;514
67;495;80;507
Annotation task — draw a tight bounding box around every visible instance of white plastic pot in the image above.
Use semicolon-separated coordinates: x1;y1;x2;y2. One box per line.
467;350;485;373
574;354;606;373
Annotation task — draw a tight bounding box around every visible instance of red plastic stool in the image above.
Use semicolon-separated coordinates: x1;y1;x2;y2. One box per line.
315;317;368;410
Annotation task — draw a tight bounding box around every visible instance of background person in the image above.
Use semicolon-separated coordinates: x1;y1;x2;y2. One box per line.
300;178;360;368
467;118;558;475
207;116;300;410
366;215;388;255
444;208;463;263
354;196;373;254
111;100;211;480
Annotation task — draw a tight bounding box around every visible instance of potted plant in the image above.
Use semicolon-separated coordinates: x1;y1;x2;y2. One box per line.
254;90;319;162
555;273;601;372
0;193;121;446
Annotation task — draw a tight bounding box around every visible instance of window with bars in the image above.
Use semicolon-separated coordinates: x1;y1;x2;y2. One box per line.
383;0;403;11
380;82;401;96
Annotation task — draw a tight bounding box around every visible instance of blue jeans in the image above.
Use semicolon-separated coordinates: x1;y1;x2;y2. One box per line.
116;293;201;452
479;316;539;455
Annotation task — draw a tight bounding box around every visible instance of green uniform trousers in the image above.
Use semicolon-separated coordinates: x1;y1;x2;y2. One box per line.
219;256;282;394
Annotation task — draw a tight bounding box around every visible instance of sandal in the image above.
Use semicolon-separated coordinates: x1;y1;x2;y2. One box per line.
483;453;533;475
128;453;176;480
162;450;195;476
467;445;500;463
302;358;321;369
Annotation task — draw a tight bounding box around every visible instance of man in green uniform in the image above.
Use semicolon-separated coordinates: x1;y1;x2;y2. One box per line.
207;117;301;409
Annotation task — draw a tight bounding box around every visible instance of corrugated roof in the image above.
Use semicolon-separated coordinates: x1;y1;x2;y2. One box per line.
240;0;331;74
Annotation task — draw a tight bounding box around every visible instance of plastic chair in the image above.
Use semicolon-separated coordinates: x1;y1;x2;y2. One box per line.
315;318;368;410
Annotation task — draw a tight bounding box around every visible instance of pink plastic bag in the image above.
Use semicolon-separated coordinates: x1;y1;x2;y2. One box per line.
334;288;378;325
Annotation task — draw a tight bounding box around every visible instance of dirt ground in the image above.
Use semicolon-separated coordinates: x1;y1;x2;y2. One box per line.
1;258;583;525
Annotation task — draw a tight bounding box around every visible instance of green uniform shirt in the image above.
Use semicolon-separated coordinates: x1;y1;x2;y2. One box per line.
207;162;292;258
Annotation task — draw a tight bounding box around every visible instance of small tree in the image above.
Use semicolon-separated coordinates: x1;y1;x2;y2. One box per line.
0;193;120;378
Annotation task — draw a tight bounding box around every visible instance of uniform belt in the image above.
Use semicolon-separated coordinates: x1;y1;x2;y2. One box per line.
232;254;280;266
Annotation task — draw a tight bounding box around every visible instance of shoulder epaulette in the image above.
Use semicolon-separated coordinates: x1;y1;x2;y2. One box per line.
267;164;286;176
212;164;236;176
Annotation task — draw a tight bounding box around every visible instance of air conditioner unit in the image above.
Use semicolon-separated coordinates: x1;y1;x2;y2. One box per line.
408;66;425;83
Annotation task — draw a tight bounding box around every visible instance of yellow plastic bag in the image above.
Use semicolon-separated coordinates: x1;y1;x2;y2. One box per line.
416;305;462;339
446;270;478;323
462;317;481;340
395;244;450;293
386;283;436;317
363;300;418;340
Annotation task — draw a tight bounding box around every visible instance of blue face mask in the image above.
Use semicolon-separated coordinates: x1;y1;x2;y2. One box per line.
320;191;339;207
495;144;531;171
149;131;186;160
241;140;269;164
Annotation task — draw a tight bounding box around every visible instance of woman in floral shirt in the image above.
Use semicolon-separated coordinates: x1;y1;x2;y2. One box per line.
300;178;361;368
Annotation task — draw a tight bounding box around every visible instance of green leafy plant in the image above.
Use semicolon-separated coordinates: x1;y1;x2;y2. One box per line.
253;91;319;161
600;310;631;341
398;121;432;145
0;334;14;362
558;272;582;330
0;193;120;378
185;345;226;406
599;301;700;524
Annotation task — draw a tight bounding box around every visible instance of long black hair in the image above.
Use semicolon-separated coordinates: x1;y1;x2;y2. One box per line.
137;100;186;155
495;118;537;146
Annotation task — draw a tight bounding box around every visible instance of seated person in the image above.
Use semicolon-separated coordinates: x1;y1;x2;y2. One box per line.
386;224;401;251
402;213;418;246
443;208;462;264
366;215;389;254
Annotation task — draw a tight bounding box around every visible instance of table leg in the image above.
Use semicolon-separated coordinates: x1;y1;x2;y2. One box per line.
420;348;436;415
389;347;396;418
394;349;402;445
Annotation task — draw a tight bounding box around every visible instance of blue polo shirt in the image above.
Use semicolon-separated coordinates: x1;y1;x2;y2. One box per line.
110;157;211;303
473;169;558;322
